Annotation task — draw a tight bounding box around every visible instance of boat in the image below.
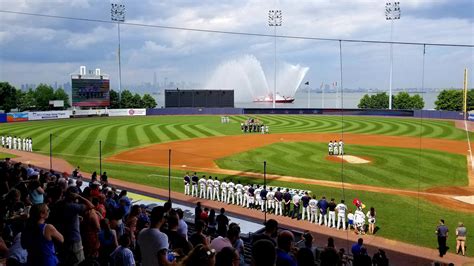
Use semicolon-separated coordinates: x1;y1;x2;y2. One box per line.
253;93;295;103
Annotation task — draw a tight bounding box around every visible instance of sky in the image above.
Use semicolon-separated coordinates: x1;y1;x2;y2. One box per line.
0;0;473;93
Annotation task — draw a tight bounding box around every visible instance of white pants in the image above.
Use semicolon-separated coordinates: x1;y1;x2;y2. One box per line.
309;209;318;223
207;187;213;200
184;184;190;195
247;197;254;208
236;192;243;205
200;186;206;198
242;194;248;207
301;206;310;221
227;192;235;204
337;215;346;230
261;200;267;211
319;213;328;226
274;201;282;216
191;184;198;197
255;197;261;206
221;190;227;203
328;211;336;227
267;200;274;210
213;189;220;201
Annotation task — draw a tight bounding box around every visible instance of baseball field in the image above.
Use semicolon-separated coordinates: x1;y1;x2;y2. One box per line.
1;115;473;255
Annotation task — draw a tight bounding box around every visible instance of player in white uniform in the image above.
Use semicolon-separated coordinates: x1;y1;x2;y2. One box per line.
254;185;262;208
1;136;5;148
21;138;25;151
265;125;269;134
261;125;265;134
328;141;333;155
29;138;33;152
183;173;191;195
13;136;17;150
308;196;318;223
333;140;338;156
199;176;207;198
339;140;344;155
227;180;235;204
242;184;249;207
336;200;348;230
266;188;275;211
207;177;214;200
220;180;228;203
213;177;220;201
235;181;243;205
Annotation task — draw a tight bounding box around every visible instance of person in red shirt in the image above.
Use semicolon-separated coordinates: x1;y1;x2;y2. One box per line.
200;207;209;224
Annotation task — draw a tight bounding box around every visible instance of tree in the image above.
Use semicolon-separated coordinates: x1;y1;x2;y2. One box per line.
109;90;120;108
357;93;389;109
393;92;412;110
120;90;134;108
131;93;143;108
53;88;71;109
410;94;425;110
142;94;157;108
34;84;55;110
435;90;463;111
18;89;37;111
0;82;19;112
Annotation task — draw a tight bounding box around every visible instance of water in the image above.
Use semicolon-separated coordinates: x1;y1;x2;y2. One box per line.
205;54;309;102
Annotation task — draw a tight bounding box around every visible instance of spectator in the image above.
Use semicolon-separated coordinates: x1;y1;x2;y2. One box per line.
100;171;108;184
435;219;449;257
195;202;203;225
252;219;278;246
137;206;174;266
372;249;389;266
216;208;229;237
276;230;297;266
455;222;466;256
200;207;210;223
111;234;136;266
125;205;140;243
27;177;44;205
207;209;217;236
7;231;27;266
216;246;240;266
351;238;364;256
137;204;151;232
251;239;276;266
367;207;376;234
56;186;94;265
229;223;245;266
81;207;101;260
180;244;216;266
296;231;319;264
320;237;339;266
166;211;192;257
21;203;64;266
297;247;315;266
190;220;210;247
98;218;118;266
353;247;371;266
177;208;188;240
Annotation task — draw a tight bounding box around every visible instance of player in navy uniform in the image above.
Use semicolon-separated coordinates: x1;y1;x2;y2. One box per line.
191;172;199;197
301;191;311;221
283;189;292;217
184;173;191;195
318;196;329;226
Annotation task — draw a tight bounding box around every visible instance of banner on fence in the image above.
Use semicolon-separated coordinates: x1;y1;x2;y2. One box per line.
72;109;108;116
108;109;146;117
28;111;72;121
7;112;28;122
0;113;6;123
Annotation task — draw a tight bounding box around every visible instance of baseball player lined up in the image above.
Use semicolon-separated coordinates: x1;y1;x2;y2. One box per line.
1;135;33;152
184;173;360;231
328;140;344;156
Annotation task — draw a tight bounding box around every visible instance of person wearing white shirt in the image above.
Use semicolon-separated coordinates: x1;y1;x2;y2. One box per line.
235;181;243;205
308;197;318;223
291;192;301;220
266;188;275;211
213;177;221;201
220;180;228;203
242;185;249;207
1;136;4;148
207;177;214;200
336;200;348;230
354;208;366;235
199;176;207;199
13;136;17;150
254;185;262;208
22;138;26;151
227;180;235;204
339;140;344;155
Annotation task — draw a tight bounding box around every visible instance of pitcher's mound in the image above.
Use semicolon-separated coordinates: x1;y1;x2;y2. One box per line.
326;155;371;164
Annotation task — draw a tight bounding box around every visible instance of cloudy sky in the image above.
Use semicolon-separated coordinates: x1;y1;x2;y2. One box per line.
0;0;473;92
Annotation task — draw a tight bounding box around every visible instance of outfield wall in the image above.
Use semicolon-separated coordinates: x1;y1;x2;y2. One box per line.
414;110;464;120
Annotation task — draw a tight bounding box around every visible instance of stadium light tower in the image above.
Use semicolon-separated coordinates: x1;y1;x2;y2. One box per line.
268;10;282;109
111;3;126;107
385;1;401;110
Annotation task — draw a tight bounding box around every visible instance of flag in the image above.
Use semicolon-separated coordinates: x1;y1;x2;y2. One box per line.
304;81;309;85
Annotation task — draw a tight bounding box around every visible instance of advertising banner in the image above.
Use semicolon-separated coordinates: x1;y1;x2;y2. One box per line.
7;112;28;122
28;111;72;121
72;109;108;116
108;109;146;117
0;113;6;123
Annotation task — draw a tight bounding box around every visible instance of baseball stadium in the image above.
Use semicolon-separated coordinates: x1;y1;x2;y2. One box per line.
1;1;474;266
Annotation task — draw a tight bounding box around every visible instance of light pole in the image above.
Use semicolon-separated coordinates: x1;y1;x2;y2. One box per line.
385;1;401;110
268;10;282;109
111;3;126;108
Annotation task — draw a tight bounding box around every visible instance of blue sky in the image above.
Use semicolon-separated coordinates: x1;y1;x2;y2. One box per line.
0;0;472;91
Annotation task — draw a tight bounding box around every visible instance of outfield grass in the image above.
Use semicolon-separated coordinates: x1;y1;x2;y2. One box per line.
216;142;467;189
64;156;473;255
0;152;15;159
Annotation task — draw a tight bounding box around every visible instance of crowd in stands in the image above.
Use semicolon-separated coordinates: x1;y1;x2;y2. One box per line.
184;173;376;235
1;136;33;152
240;118;268;134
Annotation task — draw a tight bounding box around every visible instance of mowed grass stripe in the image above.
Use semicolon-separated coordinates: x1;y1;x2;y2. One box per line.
53;123;97;154
102;124;123;155
142;124;161;143
188;125;216;137
72;124;112;156
174;124;200;139
35;123;85;150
